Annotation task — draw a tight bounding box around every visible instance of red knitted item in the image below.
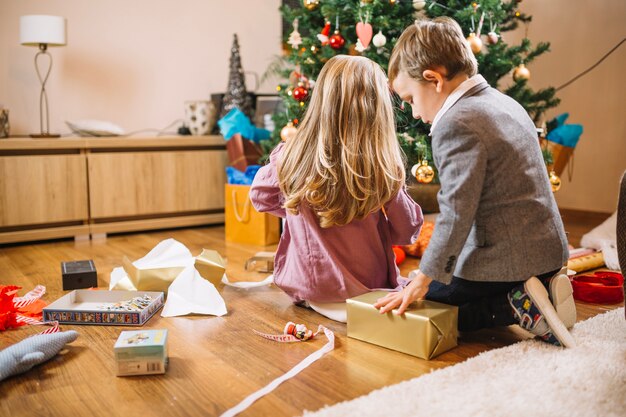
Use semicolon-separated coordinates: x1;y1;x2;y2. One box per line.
571;272;624;304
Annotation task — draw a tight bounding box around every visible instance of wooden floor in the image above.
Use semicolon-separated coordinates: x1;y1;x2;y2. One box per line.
0;214;621;417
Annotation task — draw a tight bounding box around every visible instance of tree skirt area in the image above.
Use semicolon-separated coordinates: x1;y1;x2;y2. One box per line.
304;308;626;417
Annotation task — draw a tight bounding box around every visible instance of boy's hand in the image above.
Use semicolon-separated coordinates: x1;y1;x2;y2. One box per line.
374;270;433;315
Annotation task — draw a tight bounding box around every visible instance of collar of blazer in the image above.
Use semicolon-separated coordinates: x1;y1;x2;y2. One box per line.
430;75;490;135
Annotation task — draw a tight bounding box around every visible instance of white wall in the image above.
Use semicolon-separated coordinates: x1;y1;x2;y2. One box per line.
507;0;626;213
0;0;282;135
1;0;624;213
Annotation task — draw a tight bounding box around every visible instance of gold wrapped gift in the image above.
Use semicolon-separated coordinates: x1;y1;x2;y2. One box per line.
347;291;458;360
194;249;226;288
121;257;184;293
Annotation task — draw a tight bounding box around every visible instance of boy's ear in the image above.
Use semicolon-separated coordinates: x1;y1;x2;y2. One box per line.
422;69;445;93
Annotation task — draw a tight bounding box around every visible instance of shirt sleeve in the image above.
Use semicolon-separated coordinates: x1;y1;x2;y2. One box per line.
249;143;287;218
383;186;424;245
419;120;487;284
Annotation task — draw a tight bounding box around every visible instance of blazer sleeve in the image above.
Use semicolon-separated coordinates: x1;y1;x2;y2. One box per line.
249;143;287;218
419;120;487;284
383;186;424;245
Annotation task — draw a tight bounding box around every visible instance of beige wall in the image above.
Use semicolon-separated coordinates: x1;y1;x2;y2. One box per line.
1;0;624;213
0;0;282;135
508;0;626;213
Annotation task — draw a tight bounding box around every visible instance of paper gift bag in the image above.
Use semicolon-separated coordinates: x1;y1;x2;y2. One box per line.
225;184;280;246
541;138;574;177
226;133;263;172
347;291;458;360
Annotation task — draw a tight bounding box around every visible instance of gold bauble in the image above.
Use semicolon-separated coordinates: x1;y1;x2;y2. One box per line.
303;0;320;11
467;33;483;54
361;0;374;3
412;160;435;184
513;64;531;81
549;171;561;192
280;122;297;142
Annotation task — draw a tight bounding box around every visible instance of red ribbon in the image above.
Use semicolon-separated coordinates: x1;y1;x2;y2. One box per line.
571;272;624;304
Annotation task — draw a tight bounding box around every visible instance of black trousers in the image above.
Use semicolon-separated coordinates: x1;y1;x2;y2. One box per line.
425;269;560;332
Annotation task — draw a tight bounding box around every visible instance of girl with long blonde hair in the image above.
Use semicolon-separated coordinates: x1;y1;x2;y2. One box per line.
250;55;423;322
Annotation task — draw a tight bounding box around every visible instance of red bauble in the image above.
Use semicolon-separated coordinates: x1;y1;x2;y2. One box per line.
329;30;345;50
392;246;406;265
292;84;309;102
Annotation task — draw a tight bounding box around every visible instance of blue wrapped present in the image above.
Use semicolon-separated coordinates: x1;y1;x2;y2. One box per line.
218;108;270;143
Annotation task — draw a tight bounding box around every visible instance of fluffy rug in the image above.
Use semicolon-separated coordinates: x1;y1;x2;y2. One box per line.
304;308;626;417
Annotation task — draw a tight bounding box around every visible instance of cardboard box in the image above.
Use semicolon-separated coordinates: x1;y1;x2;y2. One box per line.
347;291;458;360
61;260;97;290
43;290;164;326
115;329;168;376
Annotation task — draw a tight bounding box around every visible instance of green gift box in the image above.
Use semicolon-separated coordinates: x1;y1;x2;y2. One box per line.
347;291;458;359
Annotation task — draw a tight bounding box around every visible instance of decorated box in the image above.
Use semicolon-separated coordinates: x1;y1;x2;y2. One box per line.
114;329;168;376
43;290;164;326
347;291;458;360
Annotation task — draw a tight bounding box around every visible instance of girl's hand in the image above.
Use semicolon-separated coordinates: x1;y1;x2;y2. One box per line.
374;270;433;315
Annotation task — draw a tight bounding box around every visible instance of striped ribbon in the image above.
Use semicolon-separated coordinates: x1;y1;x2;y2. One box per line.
13;285;46;308
220;323;334;417
12;285;59;334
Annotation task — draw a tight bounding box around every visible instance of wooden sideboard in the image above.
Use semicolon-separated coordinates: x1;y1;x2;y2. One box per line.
0;136;227;244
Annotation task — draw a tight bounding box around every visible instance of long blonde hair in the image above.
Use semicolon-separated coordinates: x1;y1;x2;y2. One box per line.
277;55;405;228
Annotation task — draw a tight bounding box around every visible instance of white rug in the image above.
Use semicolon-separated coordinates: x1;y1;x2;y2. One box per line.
304;308;626;417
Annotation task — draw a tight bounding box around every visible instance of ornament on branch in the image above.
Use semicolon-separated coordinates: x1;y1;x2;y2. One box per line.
549;170;561;192
289;69;309;89
303;0;320;11
487;15;499;45
288;19;303;50
373;30;387;48
413;0;426;10
468;8;484;54
467;33;483;54
317;20;331;45
280;121;297;142
293;83;309;102
356;12;373;50
411;160;435;184
513;63;531;81
329;16;345;50
355;39;366;53
329;30;345;50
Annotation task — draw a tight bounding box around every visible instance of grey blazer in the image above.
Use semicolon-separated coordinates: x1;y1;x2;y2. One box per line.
419;80;568;284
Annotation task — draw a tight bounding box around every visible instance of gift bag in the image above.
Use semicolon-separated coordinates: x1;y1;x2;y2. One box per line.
225;184;280;246
226;133;264;172
541;138;574;177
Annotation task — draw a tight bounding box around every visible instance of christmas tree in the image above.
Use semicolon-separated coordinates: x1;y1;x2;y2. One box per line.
222;34;254;119
263;0;560;183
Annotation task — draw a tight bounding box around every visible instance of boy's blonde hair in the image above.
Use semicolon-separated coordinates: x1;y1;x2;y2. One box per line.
277;55;405;228
388;17;477;83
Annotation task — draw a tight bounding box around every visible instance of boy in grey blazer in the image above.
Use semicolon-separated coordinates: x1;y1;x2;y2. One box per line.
375;17;576;347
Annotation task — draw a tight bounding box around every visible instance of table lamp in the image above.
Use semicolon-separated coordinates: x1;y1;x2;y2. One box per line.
20;15;67;138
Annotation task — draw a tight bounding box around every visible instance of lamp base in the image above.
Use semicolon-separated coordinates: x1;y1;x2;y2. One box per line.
30;133;61;138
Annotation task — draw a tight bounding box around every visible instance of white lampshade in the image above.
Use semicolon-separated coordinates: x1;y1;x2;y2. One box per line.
20;15;66;47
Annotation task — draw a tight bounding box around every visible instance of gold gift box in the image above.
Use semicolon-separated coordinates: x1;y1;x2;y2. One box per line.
121;257;184;293
347;291;458;360
194;249;226;288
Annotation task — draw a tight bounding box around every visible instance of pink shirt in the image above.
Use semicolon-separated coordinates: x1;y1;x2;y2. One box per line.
250;143;424;303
